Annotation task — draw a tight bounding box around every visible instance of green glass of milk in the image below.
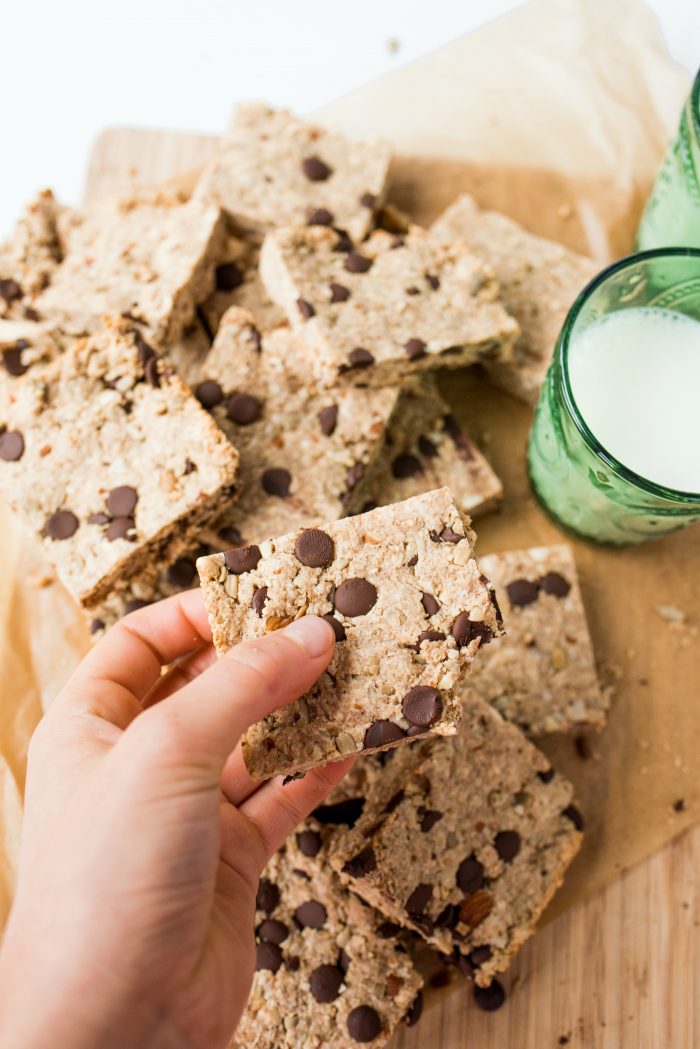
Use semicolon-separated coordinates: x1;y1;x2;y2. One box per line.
527;249;700;545
636;69;700;250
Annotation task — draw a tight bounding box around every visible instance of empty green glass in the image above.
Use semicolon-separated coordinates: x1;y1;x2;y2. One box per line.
527;249;700;545
636;69;700;250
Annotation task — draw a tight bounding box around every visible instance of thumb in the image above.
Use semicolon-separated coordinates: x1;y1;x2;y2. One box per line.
123;615;335;777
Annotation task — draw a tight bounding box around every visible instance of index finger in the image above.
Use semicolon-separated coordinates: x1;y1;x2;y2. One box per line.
58;588;212;713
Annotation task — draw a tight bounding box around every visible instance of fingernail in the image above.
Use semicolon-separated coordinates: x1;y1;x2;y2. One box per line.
283;615;335;658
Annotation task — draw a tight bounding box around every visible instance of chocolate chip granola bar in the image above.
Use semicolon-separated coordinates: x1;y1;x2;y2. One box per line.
196;488;503;779
360;375;503;519
0;189;72;321
467;544;607;734
0;319;239;609
432;194;597;404
329;690;583;987
234;824;421;1049
259;225;519;387
193;102;391;243
33;194;227;346
196;306;399;543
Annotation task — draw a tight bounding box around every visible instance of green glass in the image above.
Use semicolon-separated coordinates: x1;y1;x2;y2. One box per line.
527;249;700;545
636;69;700;250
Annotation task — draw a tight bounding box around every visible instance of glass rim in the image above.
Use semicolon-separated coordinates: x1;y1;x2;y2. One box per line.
558;246;700;504
693;67;700;136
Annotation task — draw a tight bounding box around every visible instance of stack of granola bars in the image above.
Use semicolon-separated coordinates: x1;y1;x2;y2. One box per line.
0;103;608;1048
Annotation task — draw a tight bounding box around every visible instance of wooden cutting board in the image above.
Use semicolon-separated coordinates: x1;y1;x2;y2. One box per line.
85;128;700;1049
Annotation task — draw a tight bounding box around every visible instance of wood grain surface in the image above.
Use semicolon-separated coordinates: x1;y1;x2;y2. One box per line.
84;127;700;1049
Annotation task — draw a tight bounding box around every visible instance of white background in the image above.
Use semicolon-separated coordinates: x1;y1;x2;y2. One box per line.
0;0;697;236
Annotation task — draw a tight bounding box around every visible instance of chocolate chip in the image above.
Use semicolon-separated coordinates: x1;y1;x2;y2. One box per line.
294;900;326;929
342;846;376;878
194;380;224;408
106;516;136;542
406;286;420;296
473;979;506;1012
251;586;268;617
0;278;23;304
307;207;334;226
404;338;427;360
144;355;161;387
107;485;138;517
420;809;443;832
183;459;197;475
384;790;405;814
90;618;105;634
255;942;282;973
312;797;364;826
413;630;446;649
345;460;365;491
296;298;316;320
347;347;374;368
302;155;332;181
2;346;29;376
226;392;262;425
285;955;300;972
439;526;463;544
506;578;540;607
45;510;79;540
456;855;485;894
215;262;244;291
344;251;373;274
539;571;571;598
332;227;353;253
257;919;288;944
405;991;424;1027
377;921;400;938
407;554;418;567
392;453;423;479
364;720;406;749
124;598;150;614
360;192;377;208
295;528;334;568
310;964;343;1003
0;430;24;461
166;558;196;588
469;945;493;968
425;273;440;290
436;904;460;929
321;613;346;642
262;467;291;497
219;525;242;546
494;830;521;863
334;577;377;617
296;829;322;857
538;767;556;784
225;545;261;574
318;404;338;435
673;798;686;813
417;434;438;458
451;612;493;649
330;281;351;303
563;804;584;831
402;686;442;728
347;1005;381;1043
421;592;440;616
255;878;279;914
406;883;433;915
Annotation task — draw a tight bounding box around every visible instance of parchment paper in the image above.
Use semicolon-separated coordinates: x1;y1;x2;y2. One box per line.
1;0;695;935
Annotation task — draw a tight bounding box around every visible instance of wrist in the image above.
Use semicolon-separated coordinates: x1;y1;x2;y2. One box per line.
0;931;190;1049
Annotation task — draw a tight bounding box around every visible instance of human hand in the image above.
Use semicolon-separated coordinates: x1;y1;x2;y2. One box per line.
0;589;349;1049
